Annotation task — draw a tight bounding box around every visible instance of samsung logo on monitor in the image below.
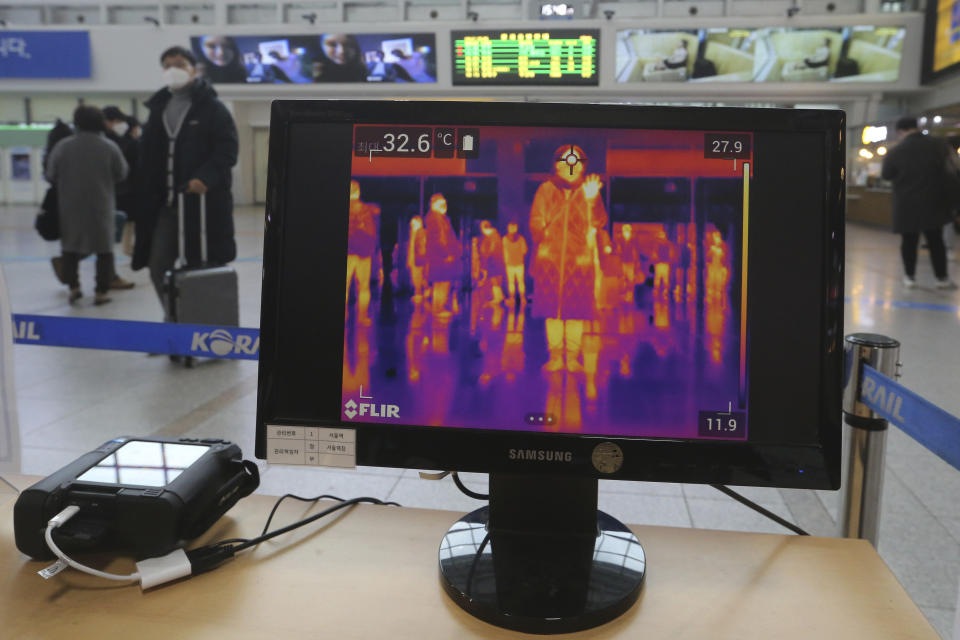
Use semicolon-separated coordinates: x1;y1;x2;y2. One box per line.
509;449;573;462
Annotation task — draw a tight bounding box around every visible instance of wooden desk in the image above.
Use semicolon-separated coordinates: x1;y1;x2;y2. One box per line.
0;474;939;639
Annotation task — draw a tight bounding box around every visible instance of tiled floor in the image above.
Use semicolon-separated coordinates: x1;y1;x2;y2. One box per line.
1;204;958;638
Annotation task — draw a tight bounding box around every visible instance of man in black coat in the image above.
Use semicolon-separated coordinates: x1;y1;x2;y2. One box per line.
881;116;958;289
133;45;239;318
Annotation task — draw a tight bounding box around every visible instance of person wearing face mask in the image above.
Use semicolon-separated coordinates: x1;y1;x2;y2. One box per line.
529;144;607;373
133;45;240;321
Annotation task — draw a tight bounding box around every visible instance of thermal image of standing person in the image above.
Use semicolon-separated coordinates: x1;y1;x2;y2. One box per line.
653;228;673;299
407;215;427;302
478;220;506;306
346;180;380;326
425;193;460;318
502;222;528;308
529;145;607;372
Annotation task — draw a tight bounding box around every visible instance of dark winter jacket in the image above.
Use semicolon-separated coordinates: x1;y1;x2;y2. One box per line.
132;78;238;270
881;132;957;234
106;129;139;219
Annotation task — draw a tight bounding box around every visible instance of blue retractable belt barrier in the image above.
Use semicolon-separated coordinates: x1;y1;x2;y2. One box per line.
860;364;960;473
11;315;960;472
10;314;259;360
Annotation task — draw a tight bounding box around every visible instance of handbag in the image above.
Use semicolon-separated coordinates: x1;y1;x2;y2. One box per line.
34;187;60;241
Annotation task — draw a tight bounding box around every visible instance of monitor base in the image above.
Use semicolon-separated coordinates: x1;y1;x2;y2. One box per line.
439;502;645;634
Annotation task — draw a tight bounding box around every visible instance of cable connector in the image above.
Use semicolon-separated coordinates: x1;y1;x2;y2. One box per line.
136;548;192;590
47;505;80;528
185;545;237;575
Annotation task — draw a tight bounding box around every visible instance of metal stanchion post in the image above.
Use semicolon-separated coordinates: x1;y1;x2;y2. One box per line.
839;333;901;547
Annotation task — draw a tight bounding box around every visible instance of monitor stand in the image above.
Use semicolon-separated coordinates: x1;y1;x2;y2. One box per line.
438;473;645;634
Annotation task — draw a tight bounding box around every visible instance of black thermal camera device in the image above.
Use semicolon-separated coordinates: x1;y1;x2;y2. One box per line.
14;436;260;560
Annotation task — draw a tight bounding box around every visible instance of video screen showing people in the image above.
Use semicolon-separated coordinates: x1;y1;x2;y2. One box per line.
341;126;751;440
753;25;904;82
617;25;903;83
616;28;757;83
190;33;437;84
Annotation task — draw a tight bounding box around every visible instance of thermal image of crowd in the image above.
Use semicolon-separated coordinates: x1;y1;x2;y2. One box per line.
342;127;749;439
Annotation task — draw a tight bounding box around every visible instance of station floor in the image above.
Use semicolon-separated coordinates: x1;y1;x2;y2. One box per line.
1;204;958;638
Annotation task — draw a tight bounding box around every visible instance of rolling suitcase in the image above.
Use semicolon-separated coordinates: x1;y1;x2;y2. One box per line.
164;192;240;367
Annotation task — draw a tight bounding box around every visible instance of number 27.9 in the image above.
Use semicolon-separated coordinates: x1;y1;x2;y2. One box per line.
712;139;742;154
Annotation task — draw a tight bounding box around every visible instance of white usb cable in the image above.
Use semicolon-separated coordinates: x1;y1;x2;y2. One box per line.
42;505;191;589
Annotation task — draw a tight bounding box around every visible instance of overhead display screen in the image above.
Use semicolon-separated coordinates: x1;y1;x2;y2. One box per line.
929;0;960;75
753;25;903;83
616;28;756;83
616;25;903;84
452;30;599;85
190;33;437;84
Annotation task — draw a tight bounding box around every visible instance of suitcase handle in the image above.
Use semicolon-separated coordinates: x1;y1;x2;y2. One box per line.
176;190;208;268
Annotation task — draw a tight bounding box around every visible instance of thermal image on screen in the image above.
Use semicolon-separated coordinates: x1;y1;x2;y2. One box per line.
341;125;752;441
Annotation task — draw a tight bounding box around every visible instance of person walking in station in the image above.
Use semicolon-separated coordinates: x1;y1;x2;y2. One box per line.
881;116;959;289
44;106;128;306
133;45;240;319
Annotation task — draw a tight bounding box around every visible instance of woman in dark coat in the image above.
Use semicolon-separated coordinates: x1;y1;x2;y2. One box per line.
529;144;607;371
45;106;128;305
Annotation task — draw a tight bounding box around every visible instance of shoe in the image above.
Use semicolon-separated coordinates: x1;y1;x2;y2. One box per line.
935;278;959;290
109;276;135;290
68;287;82;304
902;276;917;289
51;257;67;284
93;293;112;305
542;355;564;372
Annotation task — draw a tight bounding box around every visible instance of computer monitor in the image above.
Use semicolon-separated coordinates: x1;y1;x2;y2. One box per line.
256;100;844;633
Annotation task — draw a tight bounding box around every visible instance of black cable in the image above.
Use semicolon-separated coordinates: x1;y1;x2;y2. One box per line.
711;485;809;536
465;532;491;597
452;472;489;500
261;493;357;536
187;493;401;573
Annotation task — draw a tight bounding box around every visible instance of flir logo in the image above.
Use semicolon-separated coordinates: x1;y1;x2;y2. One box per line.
13;320;40;341
190;329;259;356
343;397;400;420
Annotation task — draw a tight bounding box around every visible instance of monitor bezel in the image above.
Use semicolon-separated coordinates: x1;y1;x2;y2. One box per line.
256;100;844;490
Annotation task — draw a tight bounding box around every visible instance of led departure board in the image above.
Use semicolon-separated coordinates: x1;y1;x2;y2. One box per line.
452;30;599;85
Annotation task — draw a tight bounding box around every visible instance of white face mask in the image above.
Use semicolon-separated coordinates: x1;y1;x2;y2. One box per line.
111;122;129;137
162;66;192;90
